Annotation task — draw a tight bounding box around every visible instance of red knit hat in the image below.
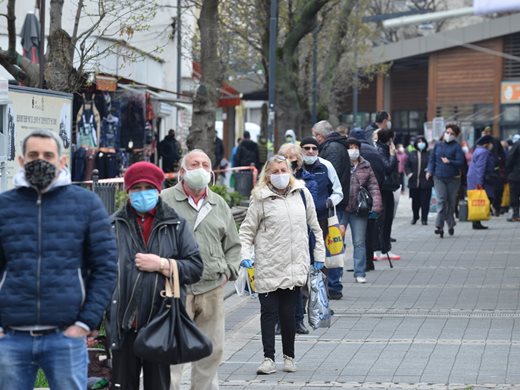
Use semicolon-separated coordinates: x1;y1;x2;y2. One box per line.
124;162;165;192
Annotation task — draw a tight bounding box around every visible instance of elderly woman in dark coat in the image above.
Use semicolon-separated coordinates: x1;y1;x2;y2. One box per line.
467;135;496;230
405;136;434;225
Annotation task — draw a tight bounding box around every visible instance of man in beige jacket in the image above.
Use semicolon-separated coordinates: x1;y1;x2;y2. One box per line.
162;149;241;390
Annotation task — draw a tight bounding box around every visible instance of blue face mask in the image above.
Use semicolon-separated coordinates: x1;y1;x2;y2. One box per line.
130;189;159;213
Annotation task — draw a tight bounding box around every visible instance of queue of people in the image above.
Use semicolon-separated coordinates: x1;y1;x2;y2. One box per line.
1;122;519;390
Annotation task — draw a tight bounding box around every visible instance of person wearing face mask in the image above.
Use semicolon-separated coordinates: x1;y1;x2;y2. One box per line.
344;138;383;283
405;136;434;225
0;130;117;390
161;150;241;390
365;111;392;144
239;155;325;375
278;142;343;334
110;161;203;390
467;135;497;230
426;124;465;238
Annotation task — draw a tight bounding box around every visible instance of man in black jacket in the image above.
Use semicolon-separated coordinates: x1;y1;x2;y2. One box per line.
159;129;181;172
312;120;351;299
234;131;260;169
365;111;392;145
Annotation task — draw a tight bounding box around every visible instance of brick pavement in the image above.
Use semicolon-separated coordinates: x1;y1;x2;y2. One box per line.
175;194;520;390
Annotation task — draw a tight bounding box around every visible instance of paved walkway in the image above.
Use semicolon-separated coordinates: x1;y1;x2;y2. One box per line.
178;194;520;390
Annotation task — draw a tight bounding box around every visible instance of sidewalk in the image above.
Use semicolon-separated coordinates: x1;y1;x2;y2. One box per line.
198;194;520;390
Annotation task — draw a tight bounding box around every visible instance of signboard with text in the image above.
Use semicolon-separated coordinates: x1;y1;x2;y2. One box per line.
501;82;520;104
4;86;73;190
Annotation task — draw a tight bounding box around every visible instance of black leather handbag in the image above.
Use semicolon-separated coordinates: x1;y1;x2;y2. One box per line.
356;186;373;215
133;260;213;365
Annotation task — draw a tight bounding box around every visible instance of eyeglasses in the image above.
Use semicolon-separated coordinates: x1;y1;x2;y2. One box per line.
269;155;287;162
303;146;318;151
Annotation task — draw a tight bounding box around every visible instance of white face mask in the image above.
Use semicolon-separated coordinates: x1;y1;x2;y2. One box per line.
417;142;426;151
462;146;469;154
183;167;211;190
303;155;318;165
444;134;455;143
348;149;360;161
386;121;392;130
270;173;291;190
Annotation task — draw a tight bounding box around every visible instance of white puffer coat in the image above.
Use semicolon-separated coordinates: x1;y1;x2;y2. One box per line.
239;180;325;293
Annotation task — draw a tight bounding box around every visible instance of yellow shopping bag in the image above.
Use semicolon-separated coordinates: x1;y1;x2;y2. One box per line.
501;183;510;208
467;189;491;221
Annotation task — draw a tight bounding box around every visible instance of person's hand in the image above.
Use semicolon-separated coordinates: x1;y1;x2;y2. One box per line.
389;141;396;155
325;198;333;208
425;172;432;180
64;325;89;338
313;261;325;270
135;253;161;272
240;259;253;269
86;330;100;347
441;157;450;164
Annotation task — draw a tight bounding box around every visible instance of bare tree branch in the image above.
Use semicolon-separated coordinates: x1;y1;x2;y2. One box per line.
7;0;16;57
71;0;84;58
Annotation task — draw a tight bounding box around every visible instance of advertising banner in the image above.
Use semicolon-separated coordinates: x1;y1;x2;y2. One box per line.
4;86;72;190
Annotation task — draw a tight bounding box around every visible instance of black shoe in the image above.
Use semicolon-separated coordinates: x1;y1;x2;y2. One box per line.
275;323;280;335
328;290;343;300
391;237;397;242
422;220;428;225
472;222;488;230
411;218;419;225
434;227;444;238
295;321;309;335
448;227;454;235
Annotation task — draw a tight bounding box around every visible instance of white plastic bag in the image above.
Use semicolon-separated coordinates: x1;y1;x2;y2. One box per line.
307;269;331;329
234;267;256;297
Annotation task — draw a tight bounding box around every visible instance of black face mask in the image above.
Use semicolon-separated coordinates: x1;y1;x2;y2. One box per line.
24;159;57;191
290;161;299;171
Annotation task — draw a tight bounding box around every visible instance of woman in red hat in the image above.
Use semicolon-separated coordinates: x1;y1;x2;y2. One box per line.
109;161;203;390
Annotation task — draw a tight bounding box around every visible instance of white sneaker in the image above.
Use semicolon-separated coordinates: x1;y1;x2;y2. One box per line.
373;251;381;261
283;355;297;372
257;357;276;374
356;276;367;283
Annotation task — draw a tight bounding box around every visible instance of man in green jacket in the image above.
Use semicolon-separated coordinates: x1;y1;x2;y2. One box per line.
162;149;241;390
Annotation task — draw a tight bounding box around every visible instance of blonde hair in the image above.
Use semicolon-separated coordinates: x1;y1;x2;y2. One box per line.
278;143;303;169
252;155;296;197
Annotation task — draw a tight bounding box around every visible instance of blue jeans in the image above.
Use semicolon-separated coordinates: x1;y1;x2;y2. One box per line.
328;209;348;293
0;330;88;390
345;212;368;278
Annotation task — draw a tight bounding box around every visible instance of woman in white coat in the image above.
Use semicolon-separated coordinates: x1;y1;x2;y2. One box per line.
239;155;325;375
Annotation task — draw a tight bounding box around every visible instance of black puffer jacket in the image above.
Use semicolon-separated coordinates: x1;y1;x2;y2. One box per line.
376;141;400;191
405;150;433;189
506;141;520;183
109;200;203;350
319;132;351;208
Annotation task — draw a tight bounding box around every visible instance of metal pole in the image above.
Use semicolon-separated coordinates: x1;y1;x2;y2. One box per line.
176;0;182;130
352;49;358;126
311;26;318;125
39;0;46;88
267;0;278;154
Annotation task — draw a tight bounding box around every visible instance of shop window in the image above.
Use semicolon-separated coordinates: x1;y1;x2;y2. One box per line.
501;105;520;124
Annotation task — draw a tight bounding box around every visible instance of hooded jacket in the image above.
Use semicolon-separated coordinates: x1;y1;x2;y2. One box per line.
318;132;351;208
346;158;383;214
0;168;117;332
239;180;325;294
109;200;203;350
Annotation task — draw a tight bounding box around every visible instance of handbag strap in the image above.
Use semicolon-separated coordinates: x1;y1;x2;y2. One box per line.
161;259;181;299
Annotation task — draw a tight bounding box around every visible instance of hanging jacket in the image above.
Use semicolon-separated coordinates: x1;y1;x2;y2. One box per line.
109;200;203;350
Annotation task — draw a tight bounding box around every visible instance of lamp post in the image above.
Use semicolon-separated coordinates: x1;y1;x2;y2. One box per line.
267;0;278;154
39;0;45;88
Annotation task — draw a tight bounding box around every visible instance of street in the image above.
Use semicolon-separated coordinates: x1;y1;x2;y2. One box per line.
189;195;520;390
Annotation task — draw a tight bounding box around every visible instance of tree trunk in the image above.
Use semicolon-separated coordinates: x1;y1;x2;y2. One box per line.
188;0;221;167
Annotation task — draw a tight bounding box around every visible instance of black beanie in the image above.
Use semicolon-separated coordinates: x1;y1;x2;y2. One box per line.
300;136;319;148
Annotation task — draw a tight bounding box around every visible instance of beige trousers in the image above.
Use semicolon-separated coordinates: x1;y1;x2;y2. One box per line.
170;286;225;390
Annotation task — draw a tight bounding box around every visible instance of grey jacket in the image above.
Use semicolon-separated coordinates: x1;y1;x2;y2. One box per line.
161;183;242;295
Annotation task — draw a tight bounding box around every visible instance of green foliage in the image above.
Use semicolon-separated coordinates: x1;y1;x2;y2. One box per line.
209;184;244;208
35;369;48;387
115;189;128;210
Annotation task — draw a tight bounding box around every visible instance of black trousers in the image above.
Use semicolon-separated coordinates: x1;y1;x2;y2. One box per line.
381;190;395;254
510;181;520;209
365;218;376;271
409;188;432;222
111;330;170;390
493;180;505;212
259;288;299;360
